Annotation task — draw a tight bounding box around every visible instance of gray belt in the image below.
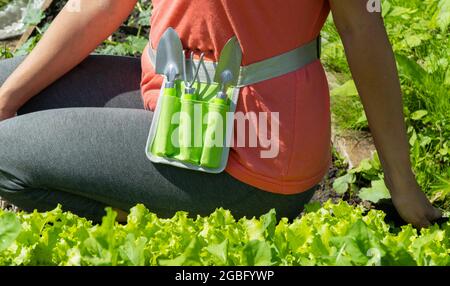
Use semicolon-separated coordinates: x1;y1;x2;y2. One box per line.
147;37;320;87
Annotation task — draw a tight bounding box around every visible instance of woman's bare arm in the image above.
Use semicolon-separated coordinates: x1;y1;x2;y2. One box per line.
0;0;138;119
329;0;441;228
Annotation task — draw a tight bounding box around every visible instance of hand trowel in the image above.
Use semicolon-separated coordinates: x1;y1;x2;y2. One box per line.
155;28;185;96
213;37;242;104
151;28;184;157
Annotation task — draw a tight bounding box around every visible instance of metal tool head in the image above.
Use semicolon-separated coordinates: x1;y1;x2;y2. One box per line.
220;70;233;86
214;37;242;89
155;28;184;85
183;51;205;89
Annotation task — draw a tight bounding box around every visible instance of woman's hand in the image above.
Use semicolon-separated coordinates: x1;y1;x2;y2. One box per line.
329;0;442;228
386;172;442;228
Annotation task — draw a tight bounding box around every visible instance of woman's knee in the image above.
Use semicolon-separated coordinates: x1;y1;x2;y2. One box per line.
0;168;25;194
0;168;29;211
0;117;34;195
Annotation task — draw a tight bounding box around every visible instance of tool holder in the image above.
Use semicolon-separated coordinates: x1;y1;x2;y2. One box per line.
146;78;240;173
145;28;320;173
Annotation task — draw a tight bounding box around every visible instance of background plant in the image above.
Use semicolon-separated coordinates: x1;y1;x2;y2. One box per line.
0;0;11;9
325;0;450;208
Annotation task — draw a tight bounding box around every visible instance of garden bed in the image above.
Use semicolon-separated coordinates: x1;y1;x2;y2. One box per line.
1;0;450;266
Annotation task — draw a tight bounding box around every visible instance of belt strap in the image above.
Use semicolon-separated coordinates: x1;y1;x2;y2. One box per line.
147;37;320;87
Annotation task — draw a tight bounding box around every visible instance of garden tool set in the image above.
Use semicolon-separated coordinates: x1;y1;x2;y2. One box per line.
146;28;320;173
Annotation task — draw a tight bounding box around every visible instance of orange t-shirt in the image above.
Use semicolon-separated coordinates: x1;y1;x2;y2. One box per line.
141;0;332;195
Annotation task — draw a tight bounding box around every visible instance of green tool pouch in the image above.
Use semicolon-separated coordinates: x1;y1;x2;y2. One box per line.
147;79;239;173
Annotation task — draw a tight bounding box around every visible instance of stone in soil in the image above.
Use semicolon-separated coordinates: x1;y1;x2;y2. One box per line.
0;37;19;49
332;129;376;169
0;198;18;212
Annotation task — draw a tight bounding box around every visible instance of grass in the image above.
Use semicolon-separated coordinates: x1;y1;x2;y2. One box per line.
323;0;450;208
324;0;450;129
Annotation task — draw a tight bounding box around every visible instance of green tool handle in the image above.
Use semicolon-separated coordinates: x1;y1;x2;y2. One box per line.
183;86;196;100
164;87;177;97
183;93;196;100
214;90;228;104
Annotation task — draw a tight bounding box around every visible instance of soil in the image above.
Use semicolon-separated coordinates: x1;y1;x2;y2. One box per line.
0;199;18;212
0;37;19;49
309;154;372;209
332;129;376;169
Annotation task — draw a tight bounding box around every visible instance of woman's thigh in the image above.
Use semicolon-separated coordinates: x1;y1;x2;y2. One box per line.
0;107;315;219
0;55;144;113
0;56;316;220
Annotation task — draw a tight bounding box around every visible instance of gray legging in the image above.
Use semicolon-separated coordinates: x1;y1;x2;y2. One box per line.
0;55;317;222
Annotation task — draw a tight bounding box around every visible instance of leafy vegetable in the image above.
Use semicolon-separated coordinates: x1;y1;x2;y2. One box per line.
0;212;21;252
0;202;449;266
1;0;450;267
333;173;355;195
358;180;391;203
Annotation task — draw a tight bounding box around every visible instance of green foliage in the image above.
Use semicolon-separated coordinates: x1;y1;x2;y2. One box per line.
330;80;368;131
96;35;148;57
358;180;391;204
327;0;450;130
0;202;449;266
2;0;152;59
23;3;45;26
325;0;450;206
333;173;356;195
0;45;14;59
321;17;350;75
333;154;390;204
0;0;11;9
437;0;450;32
0;212;21;252
95;0;151;56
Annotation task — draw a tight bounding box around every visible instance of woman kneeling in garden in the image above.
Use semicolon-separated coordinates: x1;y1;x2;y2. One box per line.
0;0;442;227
